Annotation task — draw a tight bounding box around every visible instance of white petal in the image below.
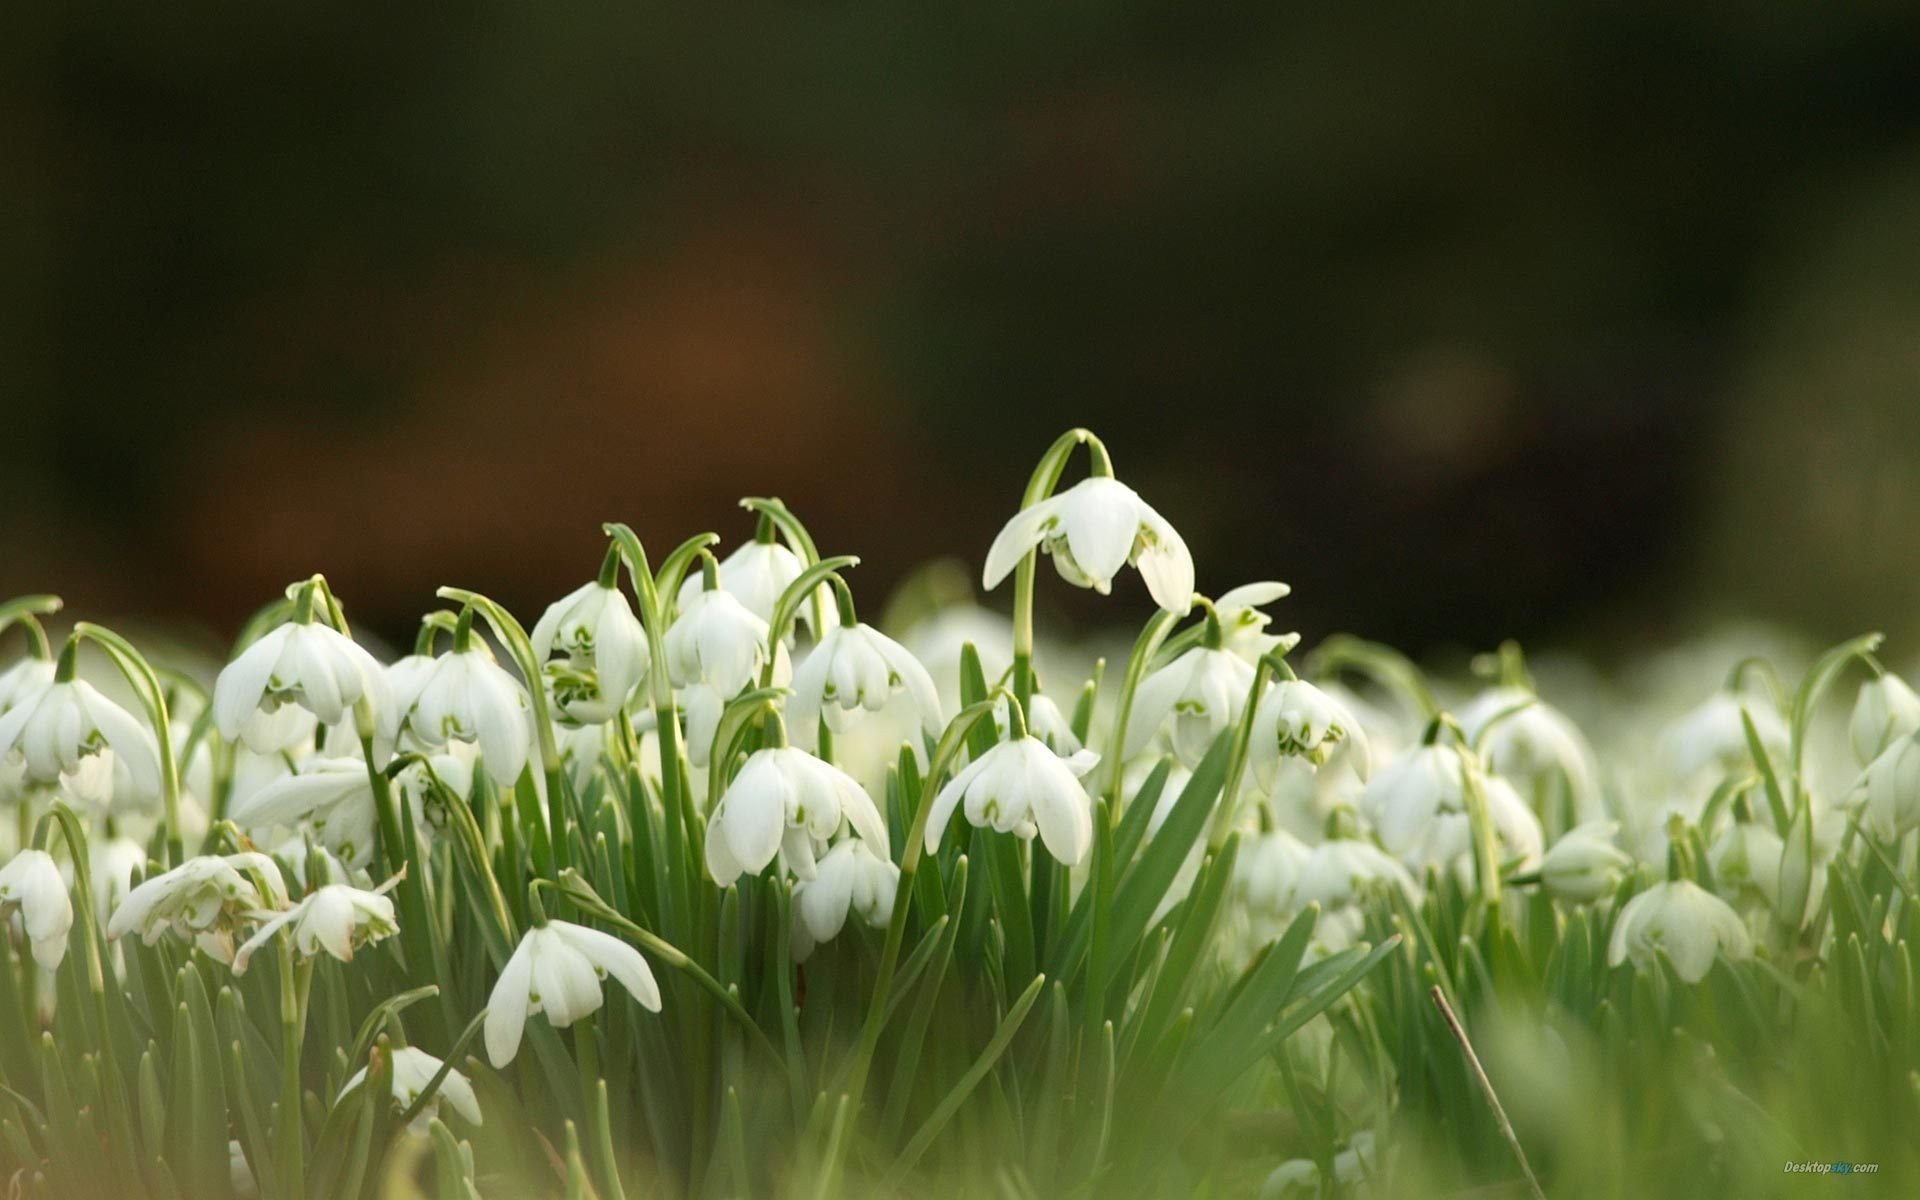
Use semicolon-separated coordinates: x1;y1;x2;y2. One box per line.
485;937;537;1067
553;921;662;1013
982;495;1065;591
1062;481;1138;587
214;628;289;741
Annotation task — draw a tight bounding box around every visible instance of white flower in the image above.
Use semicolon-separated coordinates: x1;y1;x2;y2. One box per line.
393;647;533;786
792;838;900;959
531;581;650;725
0;657;53;715
1213;582;1300;664
1665;691;1786;782
0;849;73;970
925;737;1100;867
106;853;289;956
1291;836;1415;950
485;920;662;1067
1126;646;1256;768
1538;821;1632;903
983;476;1195;613
789;624;942;746
1457;686;1600;822
1857;732;1920;841
1851;674;1920;767
705;748;889;885
342;1045;481;1127
0;678;160;803
993;691;1080;755
1249;680;1370;788
666;587;771;698
229;756;380;868
1709;821;1783;906
395;745;477;839
1260;1132;1377;1199
1415;773;1545;876
232;876;402;972
79;836;148;922
1607;879;1752;983
1360;744;1468;859
1235;829;1313;916
213;621;391;753
676;539;831;632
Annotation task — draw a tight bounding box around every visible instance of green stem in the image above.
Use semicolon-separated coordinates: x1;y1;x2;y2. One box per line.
70;624;183;866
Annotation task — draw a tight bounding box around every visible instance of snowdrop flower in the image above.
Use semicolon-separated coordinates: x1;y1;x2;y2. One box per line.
1126;646;1256;768
705;748;889;885
79;836;148;923
1360;744;1468;859
1415;773;1545;877
394;744;477;839
231;875;402;972
1213;582;1300;664
666;586;771;698
1291;834;1416;950
792;838;900;959
676;536;829;632
1249;679;1370;789
229;757;380;868
983;476;1195;613
925;737;1100;867
0;676;161;803
1260;1131;1377;1199
1537;821;1632;903
1235;829;1313;917
342;1045;481;1128
0;849;73;970
1665;691;1787;782
0;657;53;715
392;645;533;786
1851;674;1920;767
1709;821;1784;908
993;690;1080;755
789;623;942;746
1457;686;1600;823
1607;879;1752;983
531;580;650;725
106;853;289;958
214;620;391;754
1857;732;1920;841
485;920;662;1068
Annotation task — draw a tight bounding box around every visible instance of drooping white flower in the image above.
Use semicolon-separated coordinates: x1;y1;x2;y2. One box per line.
0;849;73;970
105;853;289;958
213;621;391;753
1413;773;1545;877
925;738;1100;867
394;744;477;839
1856;731;1920;841
789;623;942;746
0;676;161;807
485;920;662;1068
341;1045;482;1127
993;690;1080;755
1537;821;1632;903
1457;686;1600;823
1290;835;1417;950
0;658;54;716
1213;582;1300;664
78;836;148;922
983;476;1195;613
792;838;900;959
666;587;771;698
1360;744;1468;859
1665;691;1787;782
229;756;380;868
1126;646;1256;768
1851;674;1920;767
705;748;889;885
392;646;533;786
1249;679;1370;789
231;875;401;972
676;538;832;632
531;581;650;725
1260;1131;1377;1199
1235;829;1314;917
1708;820;1784;908
1607;879;1752;983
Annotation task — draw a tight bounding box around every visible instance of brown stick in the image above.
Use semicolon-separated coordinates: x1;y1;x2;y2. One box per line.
1429;985;1548;1200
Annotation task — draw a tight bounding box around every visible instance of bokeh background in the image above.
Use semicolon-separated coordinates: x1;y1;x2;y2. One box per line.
5;4;1920;660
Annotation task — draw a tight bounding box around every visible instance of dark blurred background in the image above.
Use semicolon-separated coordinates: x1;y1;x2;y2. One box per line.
5;4;1920;659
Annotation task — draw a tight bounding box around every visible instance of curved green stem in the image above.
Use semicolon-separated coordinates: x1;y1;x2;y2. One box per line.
70;623;184;866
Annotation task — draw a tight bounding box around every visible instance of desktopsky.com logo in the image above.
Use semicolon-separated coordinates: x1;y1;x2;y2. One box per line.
1784;1161;1879;1176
